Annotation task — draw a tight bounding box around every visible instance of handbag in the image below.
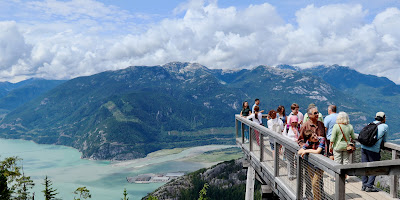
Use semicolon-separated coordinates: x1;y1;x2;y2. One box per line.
339;125;356;153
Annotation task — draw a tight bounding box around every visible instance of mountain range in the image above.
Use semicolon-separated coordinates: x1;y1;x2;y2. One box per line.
0;62;398;160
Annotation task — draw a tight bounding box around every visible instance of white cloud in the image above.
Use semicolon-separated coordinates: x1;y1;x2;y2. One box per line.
0;0;400;84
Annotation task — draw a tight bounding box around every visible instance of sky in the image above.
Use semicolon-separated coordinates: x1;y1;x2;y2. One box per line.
0;0;400;83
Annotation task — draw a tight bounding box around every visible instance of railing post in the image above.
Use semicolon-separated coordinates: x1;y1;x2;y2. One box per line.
390;149;399;198
241;122;245;144
296;155;303;200
335;173;345;200
349;149;355;163
235;118;238;138
249;127;253;152
260;133;264;162
274;140;279;177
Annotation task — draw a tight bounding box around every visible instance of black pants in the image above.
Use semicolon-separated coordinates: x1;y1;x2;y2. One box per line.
361;148;381;187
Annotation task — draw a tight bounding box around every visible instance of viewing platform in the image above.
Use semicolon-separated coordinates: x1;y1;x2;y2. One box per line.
235;114;400;200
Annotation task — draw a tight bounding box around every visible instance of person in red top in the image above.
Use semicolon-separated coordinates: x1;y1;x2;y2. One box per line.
298;107;326;147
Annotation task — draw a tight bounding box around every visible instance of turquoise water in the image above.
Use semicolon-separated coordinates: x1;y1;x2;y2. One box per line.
0;139;230;200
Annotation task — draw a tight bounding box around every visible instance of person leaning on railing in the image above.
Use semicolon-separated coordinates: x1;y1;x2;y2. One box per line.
298;130;326;200
329;112;355;166
360;112;388;192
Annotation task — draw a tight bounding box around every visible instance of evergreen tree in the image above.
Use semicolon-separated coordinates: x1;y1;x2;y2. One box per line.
198;183;209;200
0;170;11;200
1;157;35;199
15;167;35;200
42;176;58;200
73;187;91;200
121;188;129;200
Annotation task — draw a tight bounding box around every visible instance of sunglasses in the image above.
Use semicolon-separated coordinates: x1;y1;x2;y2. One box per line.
313;112;319;115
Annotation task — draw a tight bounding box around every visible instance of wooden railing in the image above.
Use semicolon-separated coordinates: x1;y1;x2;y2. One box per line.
235;114;400;200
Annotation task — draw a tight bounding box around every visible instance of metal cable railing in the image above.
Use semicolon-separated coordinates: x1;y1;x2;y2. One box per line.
235;114;400;200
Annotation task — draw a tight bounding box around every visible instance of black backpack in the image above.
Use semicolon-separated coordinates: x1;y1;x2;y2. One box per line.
358;122;382;146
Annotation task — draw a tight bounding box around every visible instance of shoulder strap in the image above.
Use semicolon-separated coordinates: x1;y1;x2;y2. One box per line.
375;122;385;141
338;125;349;144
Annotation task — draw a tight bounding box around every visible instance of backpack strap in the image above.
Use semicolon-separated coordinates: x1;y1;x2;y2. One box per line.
375;122;385;141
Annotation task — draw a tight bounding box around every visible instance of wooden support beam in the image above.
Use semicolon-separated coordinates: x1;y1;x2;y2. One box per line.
261;184;273;200
243;159;250;169
245;165;255;200
390;149;399;198
296;155;303;200
249;127;253;152
241;122;245;144
335;173;346;200
273;140;279;177
260;134;264;162
235;119;238;138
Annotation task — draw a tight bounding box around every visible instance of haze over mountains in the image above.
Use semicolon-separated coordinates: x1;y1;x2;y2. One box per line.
0;62;398;160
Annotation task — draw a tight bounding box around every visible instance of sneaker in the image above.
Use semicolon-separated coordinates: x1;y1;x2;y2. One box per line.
365;187;379;192
361;186;366;191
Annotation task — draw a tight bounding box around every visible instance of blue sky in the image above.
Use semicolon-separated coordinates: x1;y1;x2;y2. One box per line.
0;0;400;83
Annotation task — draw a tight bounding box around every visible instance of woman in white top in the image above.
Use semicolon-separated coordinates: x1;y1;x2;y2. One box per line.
267;110;283;153
284;115;299;180
247;106;262;125
247;106;263;145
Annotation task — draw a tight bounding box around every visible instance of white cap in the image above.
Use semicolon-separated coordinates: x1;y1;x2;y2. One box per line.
375;112;385;118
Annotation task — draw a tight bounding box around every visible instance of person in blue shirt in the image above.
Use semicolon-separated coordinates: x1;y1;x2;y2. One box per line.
324;105;338;159
252;99;264;114
361;112;388;192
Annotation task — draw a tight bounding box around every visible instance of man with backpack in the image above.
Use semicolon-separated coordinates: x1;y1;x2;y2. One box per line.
360;112;388;192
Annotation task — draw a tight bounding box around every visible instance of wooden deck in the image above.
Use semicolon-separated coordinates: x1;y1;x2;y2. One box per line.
235;115;400;200
240;141;397;200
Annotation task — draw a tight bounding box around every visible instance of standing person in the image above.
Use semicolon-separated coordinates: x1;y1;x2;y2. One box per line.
360;112;388;192
277;105;286;127
298;131;326;200
240;101;252;117
303;103;324;123
284;115;299;180
252;99;264;113
329;112;355;166
324;105;338;159
285;115;299;143
240;101;252;142
267;110;284;158
298;107;326;147
247;106;263;145
287;103;304;131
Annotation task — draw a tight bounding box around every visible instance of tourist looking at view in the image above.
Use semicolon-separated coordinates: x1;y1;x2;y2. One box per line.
287;103;304;132
240;101;252;117
329;112;355;166
298;107;326;147
277;105;286;126
361;112;388;192
252;98;264;113
303;103;324;123
324;105;338;159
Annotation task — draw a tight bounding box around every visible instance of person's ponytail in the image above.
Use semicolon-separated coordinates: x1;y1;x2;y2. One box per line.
254;106;260;119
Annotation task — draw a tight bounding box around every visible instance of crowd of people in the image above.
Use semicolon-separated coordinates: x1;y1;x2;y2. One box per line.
240;99;389;198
